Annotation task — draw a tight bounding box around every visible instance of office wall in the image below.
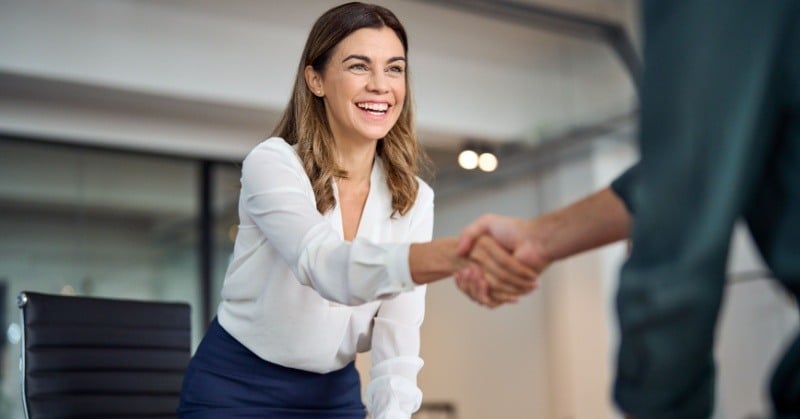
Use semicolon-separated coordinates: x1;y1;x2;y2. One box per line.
403;134;634;419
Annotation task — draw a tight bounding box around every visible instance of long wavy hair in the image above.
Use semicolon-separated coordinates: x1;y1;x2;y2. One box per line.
271;2;430;216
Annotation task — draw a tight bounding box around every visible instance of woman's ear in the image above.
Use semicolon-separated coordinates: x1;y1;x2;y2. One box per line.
304;65;323;97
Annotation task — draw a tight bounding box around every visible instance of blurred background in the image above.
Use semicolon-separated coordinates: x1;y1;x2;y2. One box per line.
0;1;795;418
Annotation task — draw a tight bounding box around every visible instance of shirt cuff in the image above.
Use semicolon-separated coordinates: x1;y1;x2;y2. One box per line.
365;357;424;419
386;243;415;292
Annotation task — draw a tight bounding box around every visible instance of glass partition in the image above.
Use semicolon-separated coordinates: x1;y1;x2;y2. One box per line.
210;162;241;318
0;138;203;417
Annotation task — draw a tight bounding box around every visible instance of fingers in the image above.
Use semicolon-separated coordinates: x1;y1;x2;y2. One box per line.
475;271;517;307
454;267;529;309
469;235;538;295
454;268;495;307
489;281;538;302
454;226;544;309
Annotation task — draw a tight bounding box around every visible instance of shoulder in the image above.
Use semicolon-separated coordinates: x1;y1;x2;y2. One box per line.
245;137;297;161
241;137;305;180
243;137;301;168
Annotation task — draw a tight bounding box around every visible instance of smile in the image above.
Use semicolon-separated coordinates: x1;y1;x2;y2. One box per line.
356;102;390;114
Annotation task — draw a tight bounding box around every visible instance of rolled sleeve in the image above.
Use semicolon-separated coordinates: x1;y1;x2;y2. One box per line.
296;234;415;304
609;162;640;215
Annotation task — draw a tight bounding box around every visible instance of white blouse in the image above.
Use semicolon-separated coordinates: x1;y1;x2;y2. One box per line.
217;137;432;418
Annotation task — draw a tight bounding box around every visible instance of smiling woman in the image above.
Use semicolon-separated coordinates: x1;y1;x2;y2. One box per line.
176;3;537;419
305;28;407;151
301;25;410;242
275;2;419;220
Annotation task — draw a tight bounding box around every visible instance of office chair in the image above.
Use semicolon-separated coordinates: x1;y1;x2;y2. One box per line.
18;291;191;419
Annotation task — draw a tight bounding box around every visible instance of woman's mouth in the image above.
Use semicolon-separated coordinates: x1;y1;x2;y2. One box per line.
356;102;389;115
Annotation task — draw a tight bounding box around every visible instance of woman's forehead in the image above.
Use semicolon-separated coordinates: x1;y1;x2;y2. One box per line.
331;27;406;60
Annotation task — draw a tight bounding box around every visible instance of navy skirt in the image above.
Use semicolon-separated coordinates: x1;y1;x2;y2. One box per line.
178;317;366;419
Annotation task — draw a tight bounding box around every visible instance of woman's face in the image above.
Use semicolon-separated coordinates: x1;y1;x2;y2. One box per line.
307;27;407;146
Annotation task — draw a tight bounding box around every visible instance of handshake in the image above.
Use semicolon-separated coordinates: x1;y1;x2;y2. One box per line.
413;188;631;308
452;214;549;309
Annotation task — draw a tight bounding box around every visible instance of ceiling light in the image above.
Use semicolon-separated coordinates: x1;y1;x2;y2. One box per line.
458;149;479;170
478;152;498;172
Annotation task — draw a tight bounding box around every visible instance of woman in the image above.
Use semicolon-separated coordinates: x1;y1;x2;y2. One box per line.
178;3;535;418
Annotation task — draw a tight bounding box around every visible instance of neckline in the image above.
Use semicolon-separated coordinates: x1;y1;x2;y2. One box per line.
331;157;381;242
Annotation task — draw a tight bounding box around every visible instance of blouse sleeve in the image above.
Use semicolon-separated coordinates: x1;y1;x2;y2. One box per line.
240;138;416;306
365;182;433;418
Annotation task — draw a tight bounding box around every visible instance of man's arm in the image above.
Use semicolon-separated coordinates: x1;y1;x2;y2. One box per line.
455;186;631;305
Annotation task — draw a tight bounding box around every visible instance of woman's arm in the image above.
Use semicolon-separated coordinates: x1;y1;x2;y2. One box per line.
242;138;537;306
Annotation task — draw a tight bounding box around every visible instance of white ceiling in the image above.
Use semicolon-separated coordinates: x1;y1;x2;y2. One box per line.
0;0;638;158
0;0;639;220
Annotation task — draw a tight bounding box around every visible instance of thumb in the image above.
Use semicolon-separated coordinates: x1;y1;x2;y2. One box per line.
456;215;494;256
456;235;476;256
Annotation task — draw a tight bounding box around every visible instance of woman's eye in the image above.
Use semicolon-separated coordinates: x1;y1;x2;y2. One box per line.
387;65;405;74
350;63;368;72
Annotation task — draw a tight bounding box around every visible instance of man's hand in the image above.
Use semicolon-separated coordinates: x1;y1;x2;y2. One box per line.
452;188;631;307
454;215;551;307
457;214;551;269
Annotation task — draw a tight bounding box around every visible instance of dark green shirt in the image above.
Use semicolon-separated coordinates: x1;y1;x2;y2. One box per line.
610;1;800;417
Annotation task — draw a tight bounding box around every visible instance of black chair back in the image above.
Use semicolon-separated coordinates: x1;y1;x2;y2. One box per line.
18;291;191;419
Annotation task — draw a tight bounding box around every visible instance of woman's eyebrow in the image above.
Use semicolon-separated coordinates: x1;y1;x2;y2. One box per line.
342;54;406;64
343;54;370;63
